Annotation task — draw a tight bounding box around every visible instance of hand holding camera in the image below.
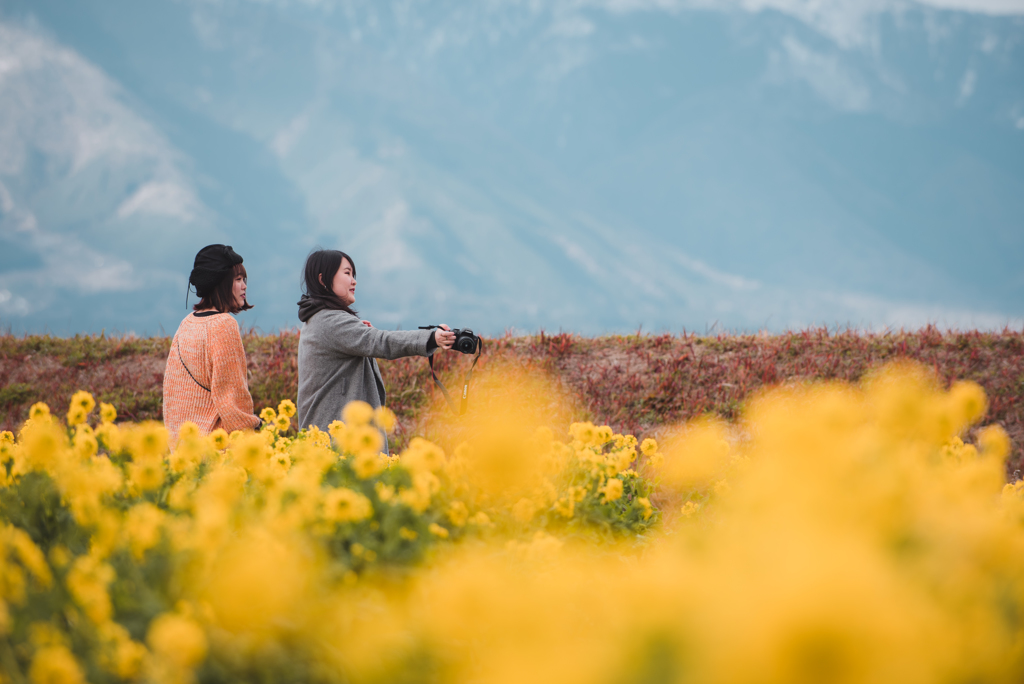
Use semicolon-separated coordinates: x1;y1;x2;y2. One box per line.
432;324;456;350
421;325;481;354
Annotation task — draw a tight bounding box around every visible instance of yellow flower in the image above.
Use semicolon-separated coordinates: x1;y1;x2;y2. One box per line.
948;380;988;427
98;622;147;679
469;511;492;526
29;402;51;422
640;438;658;456
95;423;121;452
305;426;331;449
399;526;418;541
322;488;374;523
259;407;277;423
7;526;53;588
73;430;98;460
680;501;701;517
274;414;291;432
29;645;84;684
599;477;623;503
125;503;165;559
399;486;431;513
353;451;385;479
348;425;383;456
277;399;297;418
375;482;395;503
636;496;653;520
128;460;165;492
66;406;87;427
128;422;168;461
99;402;117;424
70;390;96;415
569;421;597;445
66;554;115;624
401;437;446;473
328;420;348;446
446;501;469;527
209;429;230;450
230;432;270;471
271;451;292;473
147;612;208;669
373;406;397;432
178;421;201;441
428;522;449;539
342;401;374;426
977;425;1010;461
554;496;575;518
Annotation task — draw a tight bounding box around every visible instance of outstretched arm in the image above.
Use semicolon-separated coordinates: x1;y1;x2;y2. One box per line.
321;311;437;360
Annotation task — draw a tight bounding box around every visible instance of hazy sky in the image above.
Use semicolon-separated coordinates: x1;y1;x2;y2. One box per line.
1;0;1022;334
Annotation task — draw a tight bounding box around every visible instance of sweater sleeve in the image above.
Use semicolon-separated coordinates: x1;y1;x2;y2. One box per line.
319;311;434;360
208;317;260;432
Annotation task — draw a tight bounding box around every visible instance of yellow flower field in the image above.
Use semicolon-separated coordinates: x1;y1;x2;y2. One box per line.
1;362;1022;684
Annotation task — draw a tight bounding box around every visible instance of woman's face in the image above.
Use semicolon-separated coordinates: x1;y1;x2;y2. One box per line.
331;258;356;306
232;273;247;309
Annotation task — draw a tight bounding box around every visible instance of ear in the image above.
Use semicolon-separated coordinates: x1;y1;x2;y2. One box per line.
318;273;325;287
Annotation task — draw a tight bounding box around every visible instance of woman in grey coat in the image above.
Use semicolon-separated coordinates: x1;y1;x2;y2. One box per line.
296;249;455;436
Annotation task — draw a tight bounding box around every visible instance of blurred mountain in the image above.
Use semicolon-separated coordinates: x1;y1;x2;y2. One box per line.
0;0;1022;334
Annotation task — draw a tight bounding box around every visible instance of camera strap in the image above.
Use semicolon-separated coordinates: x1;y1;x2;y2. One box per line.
427;340;482;416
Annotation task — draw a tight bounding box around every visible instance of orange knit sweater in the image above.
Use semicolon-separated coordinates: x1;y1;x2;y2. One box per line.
163;312;260;441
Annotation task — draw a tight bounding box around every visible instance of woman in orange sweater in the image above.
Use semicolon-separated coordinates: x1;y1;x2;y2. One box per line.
163;244;261;441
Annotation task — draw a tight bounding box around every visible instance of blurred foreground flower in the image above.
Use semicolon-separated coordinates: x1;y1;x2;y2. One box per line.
0;364;1022;684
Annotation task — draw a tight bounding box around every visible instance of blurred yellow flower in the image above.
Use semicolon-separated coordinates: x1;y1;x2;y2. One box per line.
374;406;397;433
128;460;164;492
323;488;373;523
29;645;84;684
599;477;623;503
447;501;469;527
209;429;230;451
343;401;374;426
978;424;1011;461
66;405;87;427
429;523;450;539
66;554;115;624
99;402;117;424
28;402;50;422
147;612;208;669
636;496;653;520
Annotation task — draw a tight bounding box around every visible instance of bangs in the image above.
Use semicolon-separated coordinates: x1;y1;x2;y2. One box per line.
233;263;248;279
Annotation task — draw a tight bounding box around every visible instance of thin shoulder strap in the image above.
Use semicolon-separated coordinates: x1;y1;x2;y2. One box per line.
175;335;211;392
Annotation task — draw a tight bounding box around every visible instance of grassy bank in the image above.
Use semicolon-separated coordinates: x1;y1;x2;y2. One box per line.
2;327;1022;476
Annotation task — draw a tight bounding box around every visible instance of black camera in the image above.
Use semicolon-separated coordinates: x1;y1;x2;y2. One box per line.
419;326;481;355
451;328;481;355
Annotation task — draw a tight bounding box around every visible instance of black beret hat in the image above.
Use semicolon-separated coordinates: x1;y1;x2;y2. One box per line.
189;244;244;298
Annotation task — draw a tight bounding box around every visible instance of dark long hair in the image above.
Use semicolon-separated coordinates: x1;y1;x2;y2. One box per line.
301;249;358;317
194;263;253;314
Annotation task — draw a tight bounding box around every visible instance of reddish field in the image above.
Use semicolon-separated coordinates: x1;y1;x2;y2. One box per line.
2;328;1022;477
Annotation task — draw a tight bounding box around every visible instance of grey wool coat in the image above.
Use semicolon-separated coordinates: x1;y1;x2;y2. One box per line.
297;310;434;436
